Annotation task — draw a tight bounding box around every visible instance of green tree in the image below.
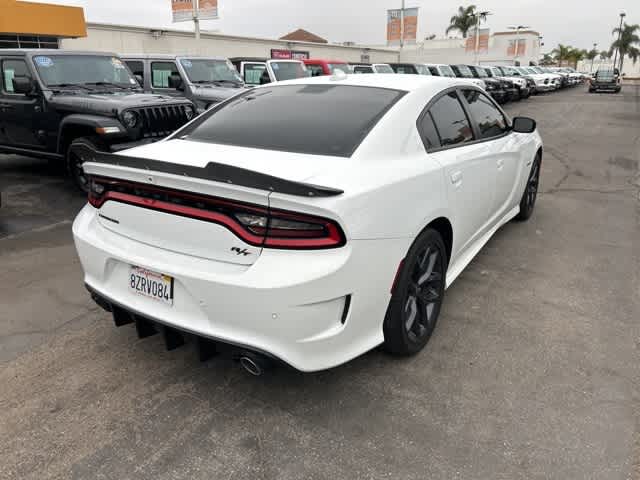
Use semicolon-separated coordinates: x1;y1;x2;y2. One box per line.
611;23;640;71
568;48;587;68
551;44;572;66
540;53;554;66
599;50;611;60
585;49;598;61
445;5;487;38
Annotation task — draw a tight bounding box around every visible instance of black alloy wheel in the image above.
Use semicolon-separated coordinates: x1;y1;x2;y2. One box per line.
383;229;447;355
515;152;541;221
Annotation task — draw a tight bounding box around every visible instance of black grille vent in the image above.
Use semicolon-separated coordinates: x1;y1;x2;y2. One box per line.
135;105;189;138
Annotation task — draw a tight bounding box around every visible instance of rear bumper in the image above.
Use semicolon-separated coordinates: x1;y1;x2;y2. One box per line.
73;204;409;372
590;83;620;91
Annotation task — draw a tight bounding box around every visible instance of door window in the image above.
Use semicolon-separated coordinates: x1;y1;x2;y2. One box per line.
429;91;474;147
243;63;266;85
462;90;508;139
417;111;441;150
125;60;144;80
151;61;179;88
2;59;31;94
353;66;373;74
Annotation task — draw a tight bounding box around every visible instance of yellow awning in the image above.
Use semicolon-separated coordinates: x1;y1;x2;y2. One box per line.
0;0;86;38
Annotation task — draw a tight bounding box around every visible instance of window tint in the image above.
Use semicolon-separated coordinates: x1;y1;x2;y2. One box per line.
151;61;179;88
418;111;441;150
243;63;266;85
462;90;508;139
182;84;405;157
353;66;373;74
429;91;474;146
2;59;31;93
125;61;144;79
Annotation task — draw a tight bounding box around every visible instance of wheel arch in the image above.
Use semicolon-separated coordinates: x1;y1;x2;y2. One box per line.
417;216;453;266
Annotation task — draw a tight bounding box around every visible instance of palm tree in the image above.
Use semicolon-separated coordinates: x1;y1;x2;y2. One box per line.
599;50;611;60
585;49;598;61
445;5;487;38
540;53;554;66
551;44;572;66
568;48;587;68
611;23;640;71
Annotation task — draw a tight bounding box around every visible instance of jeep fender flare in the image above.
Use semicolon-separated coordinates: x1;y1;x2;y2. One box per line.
57;115;126;154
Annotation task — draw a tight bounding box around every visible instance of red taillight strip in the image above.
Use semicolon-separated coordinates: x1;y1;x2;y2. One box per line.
97;191;267;246
89;177;346;250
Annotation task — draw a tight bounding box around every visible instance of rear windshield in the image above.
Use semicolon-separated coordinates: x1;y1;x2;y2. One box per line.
328;63;350;74
181;84;405;157
374;64;394;73
596;70;615;80
454;65;474;78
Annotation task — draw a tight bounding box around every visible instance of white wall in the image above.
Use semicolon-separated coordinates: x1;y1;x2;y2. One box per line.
576;56;640;78
399;31;541;66
61;23;399;64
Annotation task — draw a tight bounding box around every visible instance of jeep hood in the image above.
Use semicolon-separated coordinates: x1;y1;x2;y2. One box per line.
46;91;192;117
191;84;249;103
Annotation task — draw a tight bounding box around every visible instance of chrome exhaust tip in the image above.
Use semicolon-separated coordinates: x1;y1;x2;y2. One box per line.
238;352;271;376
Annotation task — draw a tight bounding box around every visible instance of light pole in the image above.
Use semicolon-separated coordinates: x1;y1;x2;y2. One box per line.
508;25;530;65
473;10;491;65
193;0;201;40
400;0;405;50
612;12;625;71
591;42;597;73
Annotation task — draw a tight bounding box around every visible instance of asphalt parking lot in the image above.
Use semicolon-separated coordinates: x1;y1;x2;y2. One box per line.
1;83;639;480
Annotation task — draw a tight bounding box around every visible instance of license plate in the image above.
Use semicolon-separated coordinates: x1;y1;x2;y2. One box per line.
129;266;174;306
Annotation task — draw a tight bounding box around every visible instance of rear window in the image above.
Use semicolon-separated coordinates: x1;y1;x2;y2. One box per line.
596;70;614;80
182;84;405;157
270;61;308;81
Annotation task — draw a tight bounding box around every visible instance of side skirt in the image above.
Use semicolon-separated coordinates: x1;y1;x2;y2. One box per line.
445;205;520;289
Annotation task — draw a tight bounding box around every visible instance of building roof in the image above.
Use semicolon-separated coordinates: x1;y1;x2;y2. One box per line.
280;29;328;44
493;30;540;37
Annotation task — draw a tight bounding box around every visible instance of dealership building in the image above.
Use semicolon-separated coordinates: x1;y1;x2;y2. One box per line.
2;0;639;77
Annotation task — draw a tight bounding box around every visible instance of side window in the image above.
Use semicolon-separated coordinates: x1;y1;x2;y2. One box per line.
125;60;144;80
307;64;324;77
2;59;31;94
353;66;372;74
462;90;508;139
417;111;441;150
427;66;439;76
243;63;266;85
429;91;474;147
151;61;179;88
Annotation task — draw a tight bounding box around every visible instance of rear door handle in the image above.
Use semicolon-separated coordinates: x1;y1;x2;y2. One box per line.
497;158;504;170
450;170;463;187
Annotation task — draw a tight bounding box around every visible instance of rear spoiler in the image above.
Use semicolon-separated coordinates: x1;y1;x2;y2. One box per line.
71;143;344;198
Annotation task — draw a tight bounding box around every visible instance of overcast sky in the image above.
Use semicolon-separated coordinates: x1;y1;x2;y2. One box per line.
42;0;637;53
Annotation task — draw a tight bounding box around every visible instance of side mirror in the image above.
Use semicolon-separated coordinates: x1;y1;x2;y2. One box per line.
167;74;183;90
512;117;537;134
134;74;143;86
12;76;35;95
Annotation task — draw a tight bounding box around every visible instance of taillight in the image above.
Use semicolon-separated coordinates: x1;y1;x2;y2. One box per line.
88;176;345;250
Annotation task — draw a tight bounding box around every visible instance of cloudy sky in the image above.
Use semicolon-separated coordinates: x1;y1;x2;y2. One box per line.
42;0;636;53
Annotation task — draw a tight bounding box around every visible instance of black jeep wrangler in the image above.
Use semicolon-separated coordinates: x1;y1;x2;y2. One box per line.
0;50;196;191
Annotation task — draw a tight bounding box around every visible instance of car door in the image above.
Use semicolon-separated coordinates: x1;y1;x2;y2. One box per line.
0;56;44;149
417;89;496;259
459;89;522;219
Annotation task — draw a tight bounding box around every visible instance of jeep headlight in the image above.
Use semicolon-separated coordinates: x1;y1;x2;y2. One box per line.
122;110;138;129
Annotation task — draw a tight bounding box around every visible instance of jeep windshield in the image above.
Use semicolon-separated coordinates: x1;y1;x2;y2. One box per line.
33;55;139;89
438;65;456;77
269;62;308;81
179;58;243;85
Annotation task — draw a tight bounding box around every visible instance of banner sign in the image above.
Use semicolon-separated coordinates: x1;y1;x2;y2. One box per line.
270;49;310;60
507;39;526;56
198;0;218;20
387;9;402;45
172;0;218;23
402;7;418;44
465;28;490;53
387;8;419;46
172;0;194;22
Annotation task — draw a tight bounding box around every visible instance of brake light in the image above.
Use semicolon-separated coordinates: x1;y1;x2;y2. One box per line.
88;176;345;249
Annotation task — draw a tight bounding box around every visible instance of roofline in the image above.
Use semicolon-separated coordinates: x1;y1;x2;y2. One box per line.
120;54;227;60
84;22;398;54
493;30;541;36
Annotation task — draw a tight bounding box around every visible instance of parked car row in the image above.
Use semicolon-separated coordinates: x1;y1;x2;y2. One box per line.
0;48;580;195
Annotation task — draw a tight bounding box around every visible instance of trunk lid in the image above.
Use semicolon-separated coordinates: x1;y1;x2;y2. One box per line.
79;139;343;265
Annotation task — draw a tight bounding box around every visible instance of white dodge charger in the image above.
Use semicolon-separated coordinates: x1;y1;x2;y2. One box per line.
72;74;542;373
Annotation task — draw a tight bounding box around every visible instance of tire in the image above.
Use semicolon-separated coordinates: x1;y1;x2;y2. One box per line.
383;228;447;356
66;137;105;193
514;152;541;222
